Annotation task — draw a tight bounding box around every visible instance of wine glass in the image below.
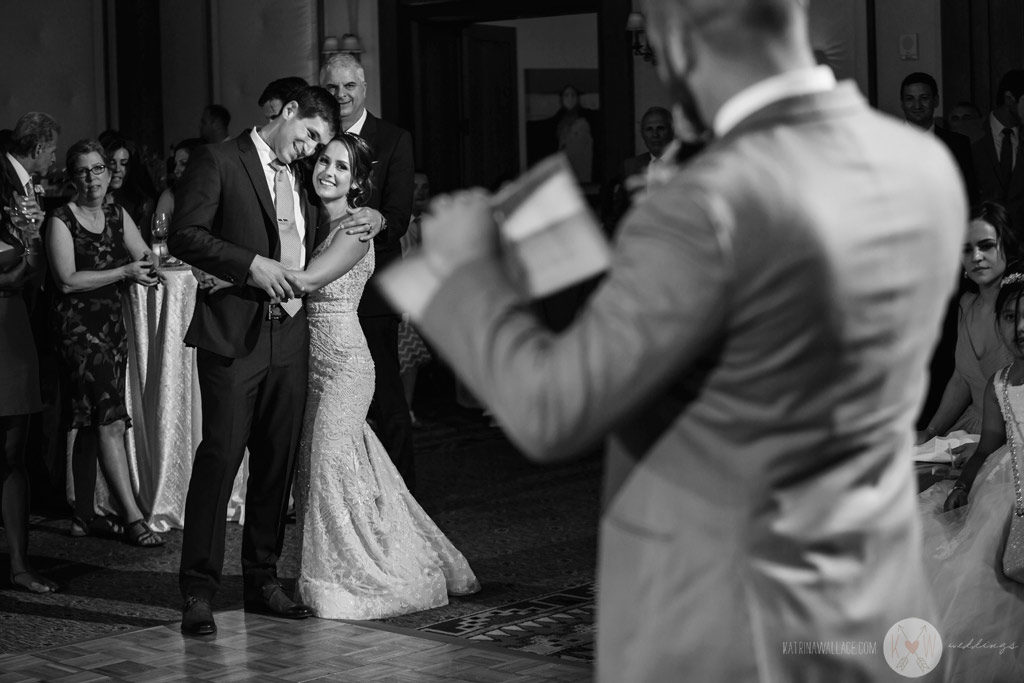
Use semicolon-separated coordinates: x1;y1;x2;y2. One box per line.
152;212;169;242
9;190;41;249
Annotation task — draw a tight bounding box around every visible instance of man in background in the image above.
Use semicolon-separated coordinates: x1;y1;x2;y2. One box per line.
199;104;232;144
973;69;1024;230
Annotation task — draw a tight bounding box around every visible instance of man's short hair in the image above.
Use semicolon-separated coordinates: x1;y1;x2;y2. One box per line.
320;53;365;84
203;104;231;129
662;0;799;54
996;70;1024;105
292;86;342;138
258;77;309;107
641;106;672;124
10;112;60;157
900;72;938;97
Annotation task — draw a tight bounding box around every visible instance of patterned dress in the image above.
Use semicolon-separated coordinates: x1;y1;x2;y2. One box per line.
295;224;479;619
50;204;132;429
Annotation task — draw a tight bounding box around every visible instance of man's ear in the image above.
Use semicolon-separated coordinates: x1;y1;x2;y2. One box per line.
281;100;299;119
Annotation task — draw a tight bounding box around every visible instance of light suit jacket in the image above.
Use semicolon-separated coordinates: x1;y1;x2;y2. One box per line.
413;82;964;681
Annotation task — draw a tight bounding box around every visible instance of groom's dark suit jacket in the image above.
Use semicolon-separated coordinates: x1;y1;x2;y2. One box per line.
356;113;414;318
168;133;318;358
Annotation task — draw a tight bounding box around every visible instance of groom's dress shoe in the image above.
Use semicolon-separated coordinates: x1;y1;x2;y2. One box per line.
181;596;216;635
244;583;313;619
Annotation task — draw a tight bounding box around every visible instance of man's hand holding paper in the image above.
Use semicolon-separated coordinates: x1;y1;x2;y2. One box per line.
420;188;498;280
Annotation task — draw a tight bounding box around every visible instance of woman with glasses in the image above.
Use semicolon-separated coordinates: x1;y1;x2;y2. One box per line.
44;139;165;547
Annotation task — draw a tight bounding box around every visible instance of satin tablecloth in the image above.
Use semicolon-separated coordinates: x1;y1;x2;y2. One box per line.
87;268;249;531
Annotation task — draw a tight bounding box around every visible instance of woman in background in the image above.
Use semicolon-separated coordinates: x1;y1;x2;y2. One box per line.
918;201;1020;441
154;138;204;221
99;131;156;241
0;196;57;592
46;138;164;547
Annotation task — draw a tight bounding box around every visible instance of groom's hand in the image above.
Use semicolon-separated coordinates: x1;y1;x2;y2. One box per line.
339;206;385;243
248;254;296;300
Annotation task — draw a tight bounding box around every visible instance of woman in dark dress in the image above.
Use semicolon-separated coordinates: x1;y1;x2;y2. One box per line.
44;138;164;547
0;201;58;592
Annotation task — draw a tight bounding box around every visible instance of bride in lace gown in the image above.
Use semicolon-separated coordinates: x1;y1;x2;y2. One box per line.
285;134;479;619
918;269;1024;681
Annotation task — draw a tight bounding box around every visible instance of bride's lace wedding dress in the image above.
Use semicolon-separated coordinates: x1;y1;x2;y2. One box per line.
294;226;479;619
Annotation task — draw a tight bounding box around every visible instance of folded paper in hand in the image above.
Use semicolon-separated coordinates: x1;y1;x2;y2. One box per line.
491;153;611;299
913;430;979;464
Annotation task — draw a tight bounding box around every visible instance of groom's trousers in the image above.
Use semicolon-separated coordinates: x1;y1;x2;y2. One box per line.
179;311;309;601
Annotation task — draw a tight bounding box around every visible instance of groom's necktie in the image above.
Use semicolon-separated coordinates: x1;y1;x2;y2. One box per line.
270;159;302;316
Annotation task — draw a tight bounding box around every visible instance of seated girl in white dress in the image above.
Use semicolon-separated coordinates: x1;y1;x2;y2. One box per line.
918;266;1024;681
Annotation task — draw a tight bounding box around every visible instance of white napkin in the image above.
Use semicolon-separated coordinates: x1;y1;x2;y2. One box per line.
913;430;979;464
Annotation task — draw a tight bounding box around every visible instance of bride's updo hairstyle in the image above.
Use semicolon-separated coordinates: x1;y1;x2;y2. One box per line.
332;132;375;208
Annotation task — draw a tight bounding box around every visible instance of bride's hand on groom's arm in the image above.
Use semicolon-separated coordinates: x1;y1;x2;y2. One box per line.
284;270;310;296
247;255;296;300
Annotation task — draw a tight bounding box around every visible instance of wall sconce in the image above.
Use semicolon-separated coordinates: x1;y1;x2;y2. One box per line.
626;12;655;63
321;33;364;62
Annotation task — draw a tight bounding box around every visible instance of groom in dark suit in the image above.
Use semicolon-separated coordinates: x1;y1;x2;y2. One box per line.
320;54;417;490
168;86;339;636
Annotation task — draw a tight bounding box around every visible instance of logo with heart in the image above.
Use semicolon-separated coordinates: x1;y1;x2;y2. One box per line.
883;617;942;677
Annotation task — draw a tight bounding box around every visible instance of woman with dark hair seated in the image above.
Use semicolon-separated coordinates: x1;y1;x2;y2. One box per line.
918;201;1021;441
45;139;165;547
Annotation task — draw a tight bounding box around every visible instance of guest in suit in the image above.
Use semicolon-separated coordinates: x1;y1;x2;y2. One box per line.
4;113;68;514
605;106;703;232
198;105;232;144
972;69;1024;232
380;0;964;679
320;54;417;490
949;100;985;143
0;112;59;594
901;72;977;200
168;86;339;636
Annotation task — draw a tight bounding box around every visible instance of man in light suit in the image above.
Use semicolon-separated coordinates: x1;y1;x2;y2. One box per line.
973;69;1024;230
320;54;417;490
380;0;964;679
169;86;339;636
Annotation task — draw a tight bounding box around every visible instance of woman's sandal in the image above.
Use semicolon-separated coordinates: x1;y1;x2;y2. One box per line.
70;515;125;539
125;519;165;547
9;571;60;594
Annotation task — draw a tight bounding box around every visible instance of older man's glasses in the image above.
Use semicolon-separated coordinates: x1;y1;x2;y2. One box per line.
72;164;107;179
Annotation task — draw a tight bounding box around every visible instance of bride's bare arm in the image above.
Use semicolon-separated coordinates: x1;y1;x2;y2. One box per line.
286;230;370;295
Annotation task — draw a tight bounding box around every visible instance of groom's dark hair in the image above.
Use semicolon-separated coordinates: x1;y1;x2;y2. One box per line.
292;86;342;138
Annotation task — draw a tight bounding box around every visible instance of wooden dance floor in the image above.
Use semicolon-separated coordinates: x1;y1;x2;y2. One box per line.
0;609;592;682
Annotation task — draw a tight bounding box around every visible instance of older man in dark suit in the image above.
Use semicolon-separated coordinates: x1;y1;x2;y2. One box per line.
381;0;963;679
320;54;417;490
169;86;339;636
